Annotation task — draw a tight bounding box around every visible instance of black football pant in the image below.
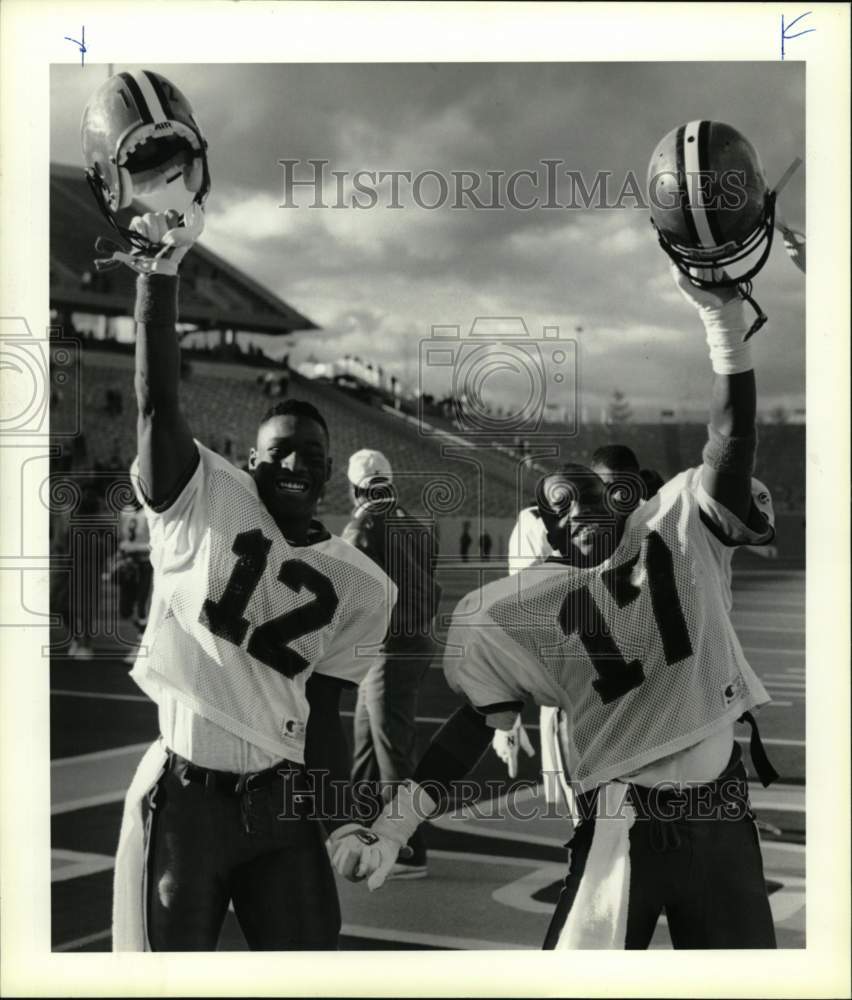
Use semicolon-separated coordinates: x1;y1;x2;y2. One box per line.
142;763;340;951
543;753;777;949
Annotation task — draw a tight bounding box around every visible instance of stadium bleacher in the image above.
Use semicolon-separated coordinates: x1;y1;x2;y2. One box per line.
54;349;804;529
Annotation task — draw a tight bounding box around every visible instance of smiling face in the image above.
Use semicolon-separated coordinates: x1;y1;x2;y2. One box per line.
249;414;332;532
537;466;628;567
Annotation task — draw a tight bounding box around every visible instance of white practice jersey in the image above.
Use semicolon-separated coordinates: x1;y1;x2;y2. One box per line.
507;505;552;576
444;467;774;792
130;443;397;763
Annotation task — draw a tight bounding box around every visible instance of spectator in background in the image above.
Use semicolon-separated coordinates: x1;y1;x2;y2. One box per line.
105;438;124;475
479;531;492;561
50;505;72;653
640;467;665;500
67;483;106;660
72;431;89;468
105;388;124;416
459;520;472;561
343;449;441;880
117;491;153;630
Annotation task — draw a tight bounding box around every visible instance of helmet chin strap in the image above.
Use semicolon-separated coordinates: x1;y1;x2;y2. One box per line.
654;190;776;342
737;281;768;342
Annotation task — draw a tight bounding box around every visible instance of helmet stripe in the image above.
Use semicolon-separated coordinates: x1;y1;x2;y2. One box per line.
132;71;168;124
697;120;726;248
143;70;174;121
683;120;717;249
119;72;153;125
674;124;700;247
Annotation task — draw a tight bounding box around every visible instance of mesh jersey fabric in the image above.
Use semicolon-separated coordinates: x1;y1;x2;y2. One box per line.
130;442;397;763
443;467;773;792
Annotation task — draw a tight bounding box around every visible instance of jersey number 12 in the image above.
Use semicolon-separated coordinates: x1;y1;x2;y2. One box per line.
199;529;339;677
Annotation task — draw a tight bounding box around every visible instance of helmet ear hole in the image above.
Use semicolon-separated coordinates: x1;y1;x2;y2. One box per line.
117;166;134;210
82;70;210;242
184;155;203;193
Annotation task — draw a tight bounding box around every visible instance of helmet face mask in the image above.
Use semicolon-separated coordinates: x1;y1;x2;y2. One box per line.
648;120;776;289
81;70;210;247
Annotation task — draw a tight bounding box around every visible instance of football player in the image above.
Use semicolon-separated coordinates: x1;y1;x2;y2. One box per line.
331;263;780;949
499;447;646;802
110;207;398;951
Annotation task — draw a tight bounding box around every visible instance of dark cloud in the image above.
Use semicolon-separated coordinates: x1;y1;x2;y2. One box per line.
53;61;805;411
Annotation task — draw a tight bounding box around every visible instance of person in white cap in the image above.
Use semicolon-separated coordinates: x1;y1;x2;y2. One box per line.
342;449;441;879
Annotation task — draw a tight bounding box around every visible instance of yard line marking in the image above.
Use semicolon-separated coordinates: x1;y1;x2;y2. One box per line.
52;741;152;767
733;624;805;635
348;711;805;746
52;688;149;703
54;929;112;952
51;849;114;882
733;610;805;619
430;815;568;850
731;570;805;578
741;647;804;657
735;736;805;748
51;790;126;815
343;922;526;951
54;920;528;953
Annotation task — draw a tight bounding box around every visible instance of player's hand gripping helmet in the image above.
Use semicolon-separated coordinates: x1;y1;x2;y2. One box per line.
81;70;210;252
648;121;776;339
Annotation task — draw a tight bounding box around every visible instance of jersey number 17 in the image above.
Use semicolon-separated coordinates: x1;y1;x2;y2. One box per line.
559;531;692;704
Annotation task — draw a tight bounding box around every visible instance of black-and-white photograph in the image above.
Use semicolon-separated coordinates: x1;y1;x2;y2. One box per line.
1;2;849;997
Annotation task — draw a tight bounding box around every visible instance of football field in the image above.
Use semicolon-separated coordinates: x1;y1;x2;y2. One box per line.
50;558;805;952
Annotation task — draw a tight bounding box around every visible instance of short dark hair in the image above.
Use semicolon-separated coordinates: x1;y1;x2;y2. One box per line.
258;399;329;439
536;463;598;514
591;444;639;473
640;467;665;499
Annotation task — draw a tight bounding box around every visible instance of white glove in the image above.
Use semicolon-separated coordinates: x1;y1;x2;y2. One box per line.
98;203;205;276
492;716;535;778
327;824;400;888
670;264;752;374
357;781;440;892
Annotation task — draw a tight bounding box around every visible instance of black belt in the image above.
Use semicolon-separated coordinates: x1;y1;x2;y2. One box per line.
166;749;305;796
575;742;751;825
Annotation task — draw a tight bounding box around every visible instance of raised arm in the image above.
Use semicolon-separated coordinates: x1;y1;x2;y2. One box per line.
671;265;756;522
125;207;203;506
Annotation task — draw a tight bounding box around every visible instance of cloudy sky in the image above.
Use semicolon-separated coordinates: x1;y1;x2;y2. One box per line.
51;62;805;419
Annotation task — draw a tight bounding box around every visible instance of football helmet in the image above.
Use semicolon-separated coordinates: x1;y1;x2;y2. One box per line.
81;70;210;250
648;121;776;338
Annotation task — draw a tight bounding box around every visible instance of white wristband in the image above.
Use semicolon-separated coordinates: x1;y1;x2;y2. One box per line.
371;780;439;847
701;297;753;375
